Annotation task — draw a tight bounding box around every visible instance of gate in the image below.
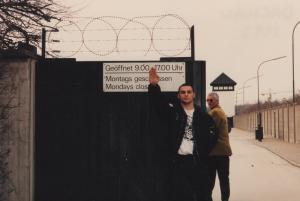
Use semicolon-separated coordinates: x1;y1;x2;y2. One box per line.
35;58;206;201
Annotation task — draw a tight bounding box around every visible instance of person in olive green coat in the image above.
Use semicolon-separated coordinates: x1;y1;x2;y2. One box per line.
206;92;232;201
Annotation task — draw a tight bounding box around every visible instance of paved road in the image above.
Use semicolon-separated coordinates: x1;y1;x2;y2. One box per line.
212;129;300;201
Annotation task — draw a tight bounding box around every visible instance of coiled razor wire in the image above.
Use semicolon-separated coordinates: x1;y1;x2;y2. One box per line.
47;14;191;58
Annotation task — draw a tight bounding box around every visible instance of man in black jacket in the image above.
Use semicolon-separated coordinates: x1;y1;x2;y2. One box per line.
148;68;217;201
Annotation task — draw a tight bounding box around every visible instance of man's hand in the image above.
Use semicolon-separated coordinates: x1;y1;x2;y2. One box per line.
149;67;159;85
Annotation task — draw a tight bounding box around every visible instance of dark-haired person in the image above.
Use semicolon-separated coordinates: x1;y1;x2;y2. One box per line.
148;68;217;201
206;92;232;201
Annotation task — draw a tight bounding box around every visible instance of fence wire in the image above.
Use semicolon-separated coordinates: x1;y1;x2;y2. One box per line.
46;14;191;58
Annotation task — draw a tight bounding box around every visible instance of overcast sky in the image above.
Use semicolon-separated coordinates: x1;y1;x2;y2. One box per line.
57;0;300;104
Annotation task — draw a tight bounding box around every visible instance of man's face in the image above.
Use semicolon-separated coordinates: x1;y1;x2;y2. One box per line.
206;95;218;109
178;86;195;104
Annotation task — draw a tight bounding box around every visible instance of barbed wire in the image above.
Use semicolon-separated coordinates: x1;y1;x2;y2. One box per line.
54;48;188;53
47;14;191;58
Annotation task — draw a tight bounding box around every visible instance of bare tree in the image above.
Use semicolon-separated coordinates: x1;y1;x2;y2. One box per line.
0;0;68;50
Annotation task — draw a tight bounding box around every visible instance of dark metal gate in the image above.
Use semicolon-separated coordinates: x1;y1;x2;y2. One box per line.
35;58;206;201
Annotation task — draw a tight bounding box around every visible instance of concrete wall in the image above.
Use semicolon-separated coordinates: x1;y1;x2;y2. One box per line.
0;58;35;201
234;104;300;143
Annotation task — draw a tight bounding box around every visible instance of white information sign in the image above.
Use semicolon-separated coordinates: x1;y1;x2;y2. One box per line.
103;62;186;92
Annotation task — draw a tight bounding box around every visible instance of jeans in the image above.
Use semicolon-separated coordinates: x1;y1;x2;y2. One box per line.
208;156;230;201
173;155;210;201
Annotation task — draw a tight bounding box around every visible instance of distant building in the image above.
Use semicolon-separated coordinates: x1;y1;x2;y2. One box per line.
210;73;237;117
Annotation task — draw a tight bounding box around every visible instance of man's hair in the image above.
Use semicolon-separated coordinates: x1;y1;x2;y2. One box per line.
178;83;194;93
208;92;219;101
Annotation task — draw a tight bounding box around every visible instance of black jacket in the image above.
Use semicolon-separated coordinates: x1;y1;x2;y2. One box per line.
148;84;218;160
